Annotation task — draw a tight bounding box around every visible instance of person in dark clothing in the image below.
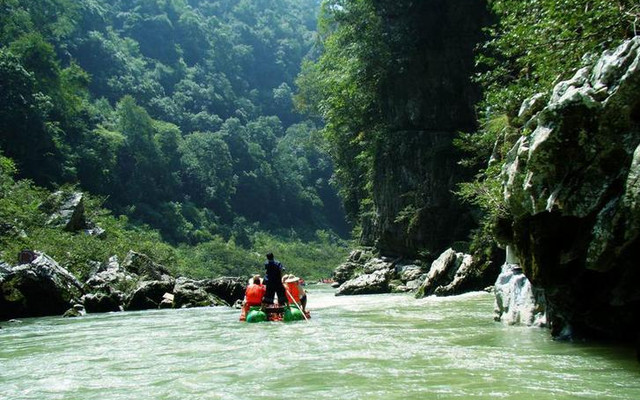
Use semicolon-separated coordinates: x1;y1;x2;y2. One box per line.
262;252;288;306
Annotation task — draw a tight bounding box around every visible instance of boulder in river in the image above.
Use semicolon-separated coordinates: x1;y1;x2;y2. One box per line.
494;262;546;327
85;256;136;293
125;278;176;311
414;248;494;298
335;267;394;296
173;277;226;308
83;255;135;313
414;249;458;298
434;253;474;296
83;292;122;313
333;249;374;284
62;304;86;318
0;252;84;320
201;277;245;306
333;261;361;285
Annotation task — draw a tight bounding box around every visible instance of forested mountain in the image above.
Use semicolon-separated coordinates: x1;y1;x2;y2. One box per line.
0;0;348;246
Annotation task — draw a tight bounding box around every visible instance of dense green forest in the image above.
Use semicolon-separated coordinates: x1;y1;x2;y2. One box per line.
0;0;349;279
0;0;350;239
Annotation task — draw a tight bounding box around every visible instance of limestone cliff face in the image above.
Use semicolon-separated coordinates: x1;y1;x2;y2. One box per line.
502;38;640;340
360;0;490;257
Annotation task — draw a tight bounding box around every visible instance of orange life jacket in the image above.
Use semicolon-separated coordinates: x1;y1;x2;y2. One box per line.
246;284;265;305
285;281;300;303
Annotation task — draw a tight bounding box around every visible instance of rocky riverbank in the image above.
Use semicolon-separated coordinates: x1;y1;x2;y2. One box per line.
0;250;245;320
332;247;498;298
0;190;245;321
335;39;640;359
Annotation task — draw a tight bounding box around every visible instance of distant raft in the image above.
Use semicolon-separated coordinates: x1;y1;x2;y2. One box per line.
239;304;310;322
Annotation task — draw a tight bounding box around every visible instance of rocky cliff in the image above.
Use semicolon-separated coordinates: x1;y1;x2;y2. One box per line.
502;38;640;341
359;0;490;257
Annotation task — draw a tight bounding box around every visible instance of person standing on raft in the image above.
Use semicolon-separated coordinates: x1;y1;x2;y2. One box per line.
262;253;288;306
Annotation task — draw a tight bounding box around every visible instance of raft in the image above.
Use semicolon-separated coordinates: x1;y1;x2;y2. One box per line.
239;304;310;322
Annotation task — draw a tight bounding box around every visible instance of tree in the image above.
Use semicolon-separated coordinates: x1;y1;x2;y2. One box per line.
112;96;165;206
179;131;235;213
0;48;63;184
295;0;391;222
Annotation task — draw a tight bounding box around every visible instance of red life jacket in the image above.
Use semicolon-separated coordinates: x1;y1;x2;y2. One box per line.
285;282;300;303
246;284;265;306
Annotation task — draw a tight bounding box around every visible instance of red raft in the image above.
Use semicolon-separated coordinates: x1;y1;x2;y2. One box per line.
239;303;310;322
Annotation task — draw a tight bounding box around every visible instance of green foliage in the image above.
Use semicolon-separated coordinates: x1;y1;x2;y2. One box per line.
0;1;350;282
0;47;64;184
478;0;637;118
0;162;175;277
180;130;235;210
0;159;345;280
295;0;391;223
0;0;348;247
175;229;349;280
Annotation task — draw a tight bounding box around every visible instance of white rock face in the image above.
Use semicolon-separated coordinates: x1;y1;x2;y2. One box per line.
494;263;546;327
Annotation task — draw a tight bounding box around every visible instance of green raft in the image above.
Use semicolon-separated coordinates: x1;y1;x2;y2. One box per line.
246;305;305;323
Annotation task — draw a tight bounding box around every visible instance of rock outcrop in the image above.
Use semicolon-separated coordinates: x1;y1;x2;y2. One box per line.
173;277;225;308
333;247;489;297
125;279;176;311
41;190;104;237
44;191;87;232
493;256;547;328
84;255;136;305
201;277;245;306
121;251;172;281
333;249;371;285
0;260;11;275
0;249;247;320
501;38;640;341
83;292;121;313
334;250;413;296
335;259;395;296
0;253;84;320
414;248;483;298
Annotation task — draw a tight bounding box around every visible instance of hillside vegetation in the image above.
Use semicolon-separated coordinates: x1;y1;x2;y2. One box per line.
0;0;349;279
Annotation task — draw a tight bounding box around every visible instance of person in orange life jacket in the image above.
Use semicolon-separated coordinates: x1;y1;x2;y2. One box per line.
283;274;307;313
240;275;266;319
262;253;288;306
244;275;265;307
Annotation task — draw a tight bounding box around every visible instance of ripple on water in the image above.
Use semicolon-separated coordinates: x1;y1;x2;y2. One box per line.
1;287;639;400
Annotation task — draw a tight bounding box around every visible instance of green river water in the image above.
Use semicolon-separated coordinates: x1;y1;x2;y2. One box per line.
1;285;638;399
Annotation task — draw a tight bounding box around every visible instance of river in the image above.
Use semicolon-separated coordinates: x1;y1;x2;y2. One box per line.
1;285;638;399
